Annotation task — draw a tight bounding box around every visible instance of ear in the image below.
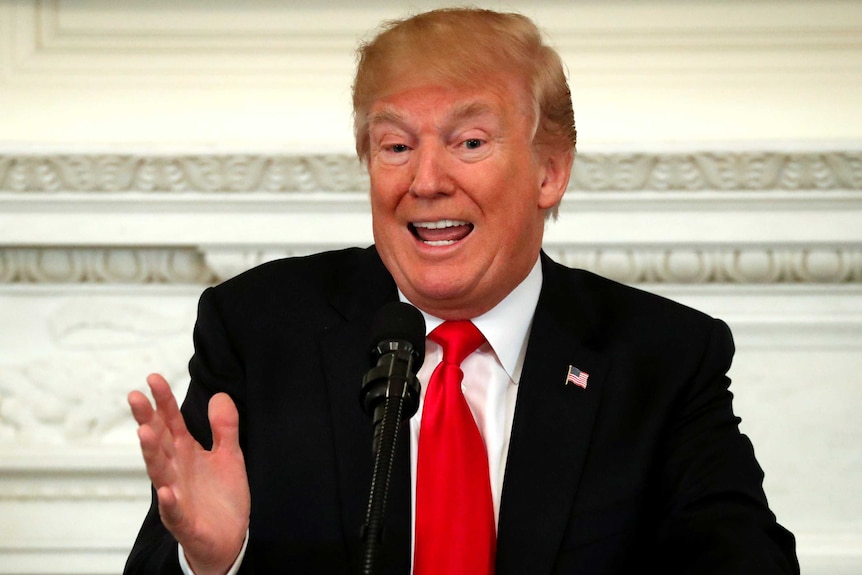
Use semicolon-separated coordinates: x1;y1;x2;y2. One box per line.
537;147;574;210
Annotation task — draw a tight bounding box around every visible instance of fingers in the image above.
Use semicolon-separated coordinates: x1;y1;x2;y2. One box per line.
147;373;190;440
127;389;155;426
131;376;251;568
156;485;185;529
128;373;188;488
135;415;176;489
209;393;241;453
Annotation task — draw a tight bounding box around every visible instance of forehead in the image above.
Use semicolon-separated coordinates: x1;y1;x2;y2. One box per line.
367;75;532;131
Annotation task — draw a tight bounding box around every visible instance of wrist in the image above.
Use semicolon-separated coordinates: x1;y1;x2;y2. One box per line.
179;529;249;575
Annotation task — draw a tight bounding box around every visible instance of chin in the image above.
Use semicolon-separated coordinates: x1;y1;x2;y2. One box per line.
403;276;469;305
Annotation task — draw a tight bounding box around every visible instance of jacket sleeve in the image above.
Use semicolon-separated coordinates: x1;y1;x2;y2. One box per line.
123;486;186;575
651;319;799;574
124;286;247;575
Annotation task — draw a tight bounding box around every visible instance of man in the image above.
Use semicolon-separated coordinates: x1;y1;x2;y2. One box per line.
126;8;799;575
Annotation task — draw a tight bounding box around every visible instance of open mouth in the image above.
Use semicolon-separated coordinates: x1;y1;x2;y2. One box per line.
409;219;474;246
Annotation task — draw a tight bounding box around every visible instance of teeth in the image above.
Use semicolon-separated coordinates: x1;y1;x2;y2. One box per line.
425;240;456;246
412;220;469;229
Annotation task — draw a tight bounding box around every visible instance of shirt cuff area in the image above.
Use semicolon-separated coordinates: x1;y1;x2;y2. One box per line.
178;530;249;575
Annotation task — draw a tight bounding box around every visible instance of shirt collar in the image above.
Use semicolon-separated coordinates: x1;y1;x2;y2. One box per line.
399;257;543;383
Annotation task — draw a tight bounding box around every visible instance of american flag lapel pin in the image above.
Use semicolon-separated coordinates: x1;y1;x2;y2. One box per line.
566;365;589;389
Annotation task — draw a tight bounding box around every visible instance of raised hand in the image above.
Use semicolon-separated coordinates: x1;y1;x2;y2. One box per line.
128;373;250;575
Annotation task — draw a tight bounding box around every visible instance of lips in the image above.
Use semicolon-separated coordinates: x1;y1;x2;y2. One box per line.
410;219;474;246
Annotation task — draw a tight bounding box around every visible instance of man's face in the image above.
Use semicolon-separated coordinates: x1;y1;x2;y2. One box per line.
367;74;571;319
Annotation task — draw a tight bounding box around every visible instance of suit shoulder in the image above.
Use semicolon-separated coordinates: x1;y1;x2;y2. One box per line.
544;260;734;373
578;268;713;321
193;246;388;327
544;259;724;341
210;246;371;298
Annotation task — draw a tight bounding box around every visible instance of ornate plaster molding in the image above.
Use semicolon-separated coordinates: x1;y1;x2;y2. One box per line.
0;283;858;455
1;152;861;193
0;472;147;501
212;247;862;285
0;294;194;450
1;152;860;284
0;154;368;193
0;247;214;284
1;246;859;285
546;247;862;285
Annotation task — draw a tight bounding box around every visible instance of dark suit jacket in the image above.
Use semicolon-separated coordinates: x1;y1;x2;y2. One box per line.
125;246;798;574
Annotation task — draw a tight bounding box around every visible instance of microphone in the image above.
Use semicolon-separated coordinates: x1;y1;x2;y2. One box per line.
360;301;425;448
359;301;425;575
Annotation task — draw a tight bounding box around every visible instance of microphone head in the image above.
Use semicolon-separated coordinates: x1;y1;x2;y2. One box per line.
368;301;426;369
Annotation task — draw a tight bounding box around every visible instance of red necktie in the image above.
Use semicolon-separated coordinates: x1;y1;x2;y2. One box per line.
414;321;496;575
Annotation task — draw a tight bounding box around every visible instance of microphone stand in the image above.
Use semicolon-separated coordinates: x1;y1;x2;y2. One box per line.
360;344;420;575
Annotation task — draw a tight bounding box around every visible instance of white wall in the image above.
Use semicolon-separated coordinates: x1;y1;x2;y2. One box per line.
1;1;861;574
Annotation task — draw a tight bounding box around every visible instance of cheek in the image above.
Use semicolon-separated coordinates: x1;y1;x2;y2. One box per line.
370;187;406;243
369;182;396;217
369;171;409;210
488;191;544;242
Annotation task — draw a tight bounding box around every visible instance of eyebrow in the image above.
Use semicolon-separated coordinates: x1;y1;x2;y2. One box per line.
368;100;497;130
368;107;406;128
449;101;496;122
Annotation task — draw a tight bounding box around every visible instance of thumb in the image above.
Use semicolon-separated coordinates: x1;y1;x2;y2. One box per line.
209;393;241;453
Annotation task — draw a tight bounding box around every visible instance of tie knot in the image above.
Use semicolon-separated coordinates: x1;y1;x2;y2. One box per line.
429;321;485;366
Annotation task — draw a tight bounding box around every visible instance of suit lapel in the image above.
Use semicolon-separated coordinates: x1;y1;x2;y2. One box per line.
496;255;610;575
315;249;607;574
317;247;411;575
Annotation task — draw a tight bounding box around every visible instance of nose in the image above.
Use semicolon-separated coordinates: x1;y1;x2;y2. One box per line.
409;143;452;198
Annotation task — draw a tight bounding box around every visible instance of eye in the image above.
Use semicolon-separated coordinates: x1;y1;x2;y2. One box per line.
373;139;412;166
454;136;491;162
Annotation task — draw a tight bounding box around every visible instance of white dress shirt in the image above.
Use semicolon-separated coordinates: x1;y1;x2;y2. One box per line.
180;258;543;574
408;256;542;526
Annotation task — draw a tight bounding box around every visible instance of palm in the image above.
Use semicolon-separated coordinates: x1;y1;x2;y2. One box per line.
129;374;250;575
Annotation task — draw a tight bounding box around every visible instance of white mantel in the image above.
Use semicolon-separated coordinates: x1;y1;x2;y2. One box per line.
1;2;861;574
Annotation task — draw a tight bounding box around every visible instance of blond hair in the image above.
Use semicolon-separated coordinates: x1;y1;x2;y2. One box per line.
352;8;576;163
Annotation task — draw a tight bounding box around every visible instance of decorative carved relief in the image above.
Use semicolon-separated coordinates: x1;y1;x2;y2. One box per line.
0;298;193;446
0;248;214;284
2;152;861;193
572;152;862;191
548;248;862;284
0;473;147;501
203;248;320;282
1;247;860;285
0;155;369;193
